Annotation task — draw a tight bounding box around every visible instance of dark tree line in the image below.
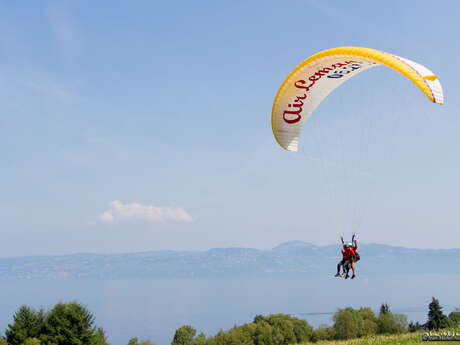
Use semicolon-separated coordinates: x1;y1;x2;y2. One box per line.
2;302;108;345
169;297;460;345
408;297;460;332
169;306;407;345
3;297;459;345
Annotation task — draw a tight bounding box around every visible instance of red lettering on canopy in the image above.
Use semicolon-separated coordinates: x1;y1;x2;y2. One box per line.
281;61;358;124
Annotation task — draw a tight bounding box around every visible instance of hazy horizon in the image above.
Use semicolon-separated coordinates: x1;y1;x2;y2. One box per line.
2;239;460;259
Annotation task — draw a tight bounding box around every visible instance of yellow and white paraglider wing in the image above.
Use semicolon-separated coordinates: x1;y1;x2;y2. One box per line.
271;47;444;152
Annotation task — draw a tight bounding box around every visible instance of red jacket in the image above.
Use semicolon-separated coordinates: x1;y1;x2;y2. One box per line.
341;242;358;260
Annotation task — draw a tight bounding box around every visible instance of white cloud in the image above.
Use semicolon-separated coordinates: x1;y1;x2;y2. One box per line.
99;200;193;224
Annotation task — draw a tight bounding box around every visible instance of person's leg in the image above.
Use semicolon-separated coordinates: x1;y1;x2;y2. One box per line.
351;260;356;278
335;260;343;276
344;260;350;278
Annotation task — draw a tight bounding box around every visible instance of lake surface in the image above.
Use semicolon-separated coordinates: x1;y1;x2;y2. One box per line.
0;274;458;345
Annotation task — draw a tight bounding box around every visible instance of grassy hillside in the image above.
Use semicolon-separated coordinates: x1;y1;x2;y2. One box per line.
302;331;456;344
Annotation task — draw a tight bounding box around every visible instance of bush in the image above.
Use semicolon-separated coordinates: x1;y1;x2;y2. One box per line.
23;338;40;345
193;333;206;345
199;313;313;345
128;339;155;345
357;307;377;323
333;308;363;339
376;312;405;334
291;318;313;343
408;321;424;332
270;319;296;345
211;330;228;345
313;325;335;341
394;314;408;331
254;321;273;345
226;328;254;345
171;326;197;345
361;319;378;336
449;310;460;327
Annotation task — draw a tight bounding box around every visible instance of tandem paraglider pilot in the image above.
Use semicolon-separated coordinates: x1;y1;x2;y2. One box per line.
335;234;359;279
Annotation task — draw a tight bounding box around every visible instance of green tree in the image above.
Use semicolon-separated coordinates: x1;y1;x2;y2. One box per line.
39;301;102;345
240;324;256;339
291;318;313;343
271;319;295;345
313;325;335;341
358;308;377;323
449;309;460;326
361;319;378;336
376;312;406;334
426;297;450;330
93;327;109;345
201;313;315;345
253;316;266;324
23;338;41;345
5;306;45;345
128;339;140;345
171;326;196;345
393;314;408;331
379;303;390;315
356;308;378;336
193;333;206;345
226;328;254;345
271;326;283;345
254;321;273;345
333;308;363;339
128;340;154;345
408;321;424;332
211;330;228;345
265;314;312;345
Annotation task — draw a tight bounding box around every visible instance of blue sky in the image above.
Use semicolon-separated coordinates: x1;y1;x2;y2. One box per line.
0;0;459;256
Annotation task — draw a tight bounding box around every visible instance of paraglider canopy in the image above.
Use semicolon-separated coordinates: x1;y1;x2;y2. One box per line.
271;47;444;152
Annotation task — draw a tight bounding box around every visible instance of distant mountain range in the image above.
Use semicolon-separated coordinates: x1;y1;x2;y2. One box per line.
1;241;459;279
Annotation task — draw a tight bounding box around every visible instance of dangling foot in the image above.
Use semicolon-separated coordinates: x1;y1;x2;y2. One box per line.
340;273;345;278
334;273;340;277
345;274;349;279
351;274;356;279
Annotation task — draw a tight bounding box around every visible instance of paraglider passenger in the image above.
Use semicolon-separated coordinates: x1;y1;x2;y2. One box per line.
345;241;358;279
335;236;359;279
334;242;348;278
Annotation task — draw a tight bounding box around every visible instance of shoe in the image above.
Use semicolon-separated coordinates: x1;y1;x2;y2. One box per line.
345;274;349;279
334;273;341;277
340;274;345;278
351;274;356;279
